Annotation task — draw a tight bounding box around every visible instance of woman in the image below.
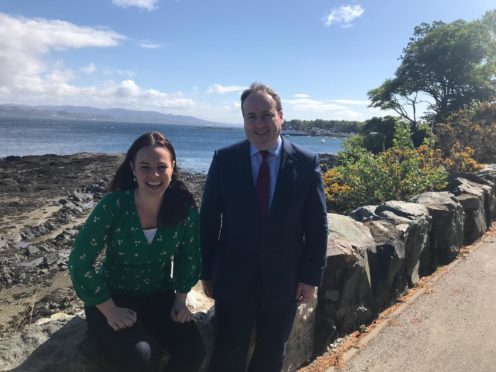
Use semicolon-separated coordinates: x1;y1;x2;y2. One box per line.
69;132;205;372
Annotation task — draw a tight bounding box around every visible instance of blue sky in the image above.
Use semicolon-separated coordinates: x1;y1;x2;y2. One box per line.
0;0;493;125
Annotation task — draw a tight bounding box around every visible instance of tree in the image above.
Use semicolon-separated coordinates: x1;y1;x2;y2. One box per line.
368;11;496;124
360;116;398;154
360;116;430;154
368;79;420;126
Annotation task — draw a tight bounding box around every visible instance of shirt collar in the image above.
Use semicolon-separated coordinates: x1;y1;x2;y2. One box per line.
249;136;282;158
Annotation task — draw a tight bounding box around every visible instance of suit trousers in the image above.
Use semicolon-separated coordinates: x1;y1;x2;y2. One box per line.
208;298;297;372
85;290;205;372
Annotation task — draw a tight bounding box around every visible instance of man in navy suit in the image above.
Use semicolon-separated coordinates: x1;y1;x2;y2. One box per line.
200;83;328;372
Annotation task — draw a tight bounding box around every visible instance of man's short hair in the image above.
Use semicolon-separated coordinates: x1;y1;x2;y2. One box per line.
240;82;283;113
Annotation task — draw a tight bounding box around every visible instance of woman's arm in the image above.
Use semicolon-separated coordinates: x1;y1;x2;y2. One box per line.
68;193;115;306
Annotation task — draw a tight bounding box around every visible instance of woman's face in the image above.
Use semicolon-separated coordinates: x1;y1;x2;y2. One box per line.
130;144;175;197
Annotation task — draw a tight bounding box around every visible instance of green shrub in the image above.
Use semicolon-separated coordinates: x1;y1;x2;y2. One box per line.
324;122;448;213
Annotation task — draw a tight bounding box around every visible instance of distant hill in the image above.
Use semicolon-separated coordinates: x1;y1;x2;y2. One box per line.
0;104;234;127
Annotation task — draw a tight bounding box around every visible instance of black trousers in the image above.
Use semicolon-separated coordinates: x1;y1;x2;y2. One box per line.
85;290;206;372
208;298;297;372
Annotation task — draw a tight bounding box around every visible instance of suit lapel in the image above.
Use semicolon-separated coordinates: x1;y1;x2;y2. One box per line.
270;138;297;219
238;140;260;214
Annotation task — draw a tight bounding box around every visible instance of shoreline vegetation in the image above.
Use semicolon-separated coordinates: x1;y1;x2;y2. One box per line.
283;118;362;137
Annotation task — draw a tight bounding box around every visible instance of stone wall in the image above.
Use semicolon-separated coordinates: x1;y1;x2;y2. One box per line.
314;165;496;356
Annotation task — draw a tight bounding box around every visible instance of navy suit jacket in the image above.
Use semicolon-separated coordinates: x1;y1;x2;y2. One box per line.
200;138;328;305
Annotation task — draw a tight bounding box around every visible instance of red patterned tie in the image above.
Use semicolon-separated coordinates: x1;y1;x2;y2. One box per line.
256;151;270;219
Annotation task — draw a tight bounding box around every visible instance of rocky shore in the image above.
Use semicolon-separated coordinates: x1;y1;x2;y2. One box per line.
0;153;206;339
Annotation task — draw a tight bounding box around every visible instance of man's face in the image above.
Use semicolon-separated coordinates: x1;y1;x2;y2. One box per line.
243;91;284;151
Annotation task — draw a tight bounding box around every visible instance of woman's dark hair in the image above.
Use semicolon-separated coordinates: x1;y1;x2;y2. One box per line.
109;131;195;227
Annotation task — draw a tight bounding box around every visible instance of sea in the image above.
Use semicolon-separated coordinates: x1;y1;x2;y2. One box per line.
0;117;344;172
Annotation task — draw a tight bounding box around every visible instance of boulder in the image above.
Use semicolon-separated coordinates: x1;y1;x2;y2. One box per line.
0;288;215;372
448;177;493;244
364;218;408;313
1;286;318;372
411;192;464;271
375;201;431;286
314;213;375;355
283;297;318;371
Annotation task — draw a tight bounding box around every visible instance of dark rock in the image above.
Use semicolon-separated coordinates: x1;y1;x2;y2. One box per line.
315;214;375;355
448;177;493;244
26;246;40;256
411;192;464;271
349;206;380;221
376;201;431;286
364;219;408;313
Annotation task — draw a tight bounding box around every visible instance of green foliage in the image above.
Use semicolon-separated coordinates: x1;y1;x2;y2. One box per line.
324;122;448;213
359;116;430;154
368;11;496;125
284;119;363;134
360;116;397;154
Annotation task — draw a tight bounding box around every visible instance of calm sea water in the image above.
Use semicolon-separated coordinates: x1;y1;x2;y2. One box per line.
0;117;344;172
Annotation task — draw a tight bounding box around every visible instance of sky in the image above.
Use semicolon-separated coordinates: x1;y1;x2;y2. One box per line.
0;0;493;125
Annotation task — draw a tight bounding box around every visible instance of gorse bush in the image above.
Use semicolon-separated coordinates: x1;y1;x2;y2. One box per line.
442;144;483;176
324;121;448;213
435;102;496;165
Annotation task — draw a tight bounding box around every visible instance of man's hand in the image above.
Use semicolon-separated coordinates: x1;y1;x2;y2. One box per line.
170;293;192;323
295;282;316;304
201;280;214;299
97;299;137;331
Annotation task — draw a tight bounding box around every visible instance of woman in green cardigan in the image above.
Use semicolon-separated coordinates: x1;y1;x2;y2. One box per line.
69;132;205;372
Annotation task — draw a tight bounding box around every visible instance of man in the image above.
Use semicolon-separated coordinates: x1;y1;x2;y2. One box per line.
200;82;328;372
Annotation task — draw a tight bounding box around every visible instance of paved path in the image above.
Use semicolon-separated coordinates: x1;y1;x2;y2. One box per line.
335;227;496;372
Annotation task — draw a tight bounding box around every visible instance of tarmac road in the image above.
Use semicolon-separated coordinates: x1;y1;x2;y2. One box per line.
336;226;496;372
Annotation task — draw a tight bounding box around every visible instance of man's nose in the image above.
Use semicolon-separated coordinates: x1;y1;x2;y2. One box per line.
254;116;266;125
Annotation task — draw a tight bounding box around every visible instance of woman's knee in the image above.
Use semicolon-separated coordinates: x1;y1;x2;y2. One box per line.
119;340;159;372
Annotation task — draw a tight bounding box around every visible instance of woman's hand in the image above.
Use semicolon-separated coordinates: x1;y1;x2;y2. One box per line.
170;293;192;323
96;299;137;331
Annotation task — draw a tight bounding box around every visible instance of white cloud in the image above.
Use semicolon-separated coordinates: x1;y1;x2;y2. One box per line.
325;5;364;27
207;84;246;94
294;93;310;98
284;98;363;120
137;41;162;49
0;13;123;95
111;80;195;108
112;0;158;11
0;13;197;113
81;63;97;74
103;69;136;78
